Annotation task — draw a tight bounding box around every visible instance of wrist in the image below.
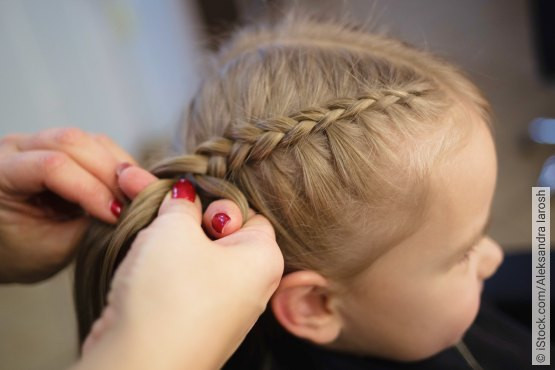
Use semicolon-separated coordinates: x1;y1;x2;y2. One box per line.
74;321;193;370
119;296;263;370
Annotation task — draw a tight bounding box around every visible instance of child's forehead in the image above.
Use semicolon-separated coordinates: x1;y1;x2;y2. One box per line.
431;112;497;193
345;113;482;255
375;112;496;260
421;114;497;241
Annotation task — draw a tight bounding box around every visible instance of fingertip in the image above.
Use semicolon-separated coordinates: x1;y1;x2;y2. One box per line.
202;199;243;239
157;179;202;223
87;196;122;225
241;213;276;240
115;162;132;177
109;198;123;220
71;183;121;225
117;165;158;200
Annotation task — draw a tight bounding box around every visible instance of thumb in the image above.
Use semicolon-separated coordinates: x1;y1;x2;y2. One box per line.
216;212;284;303
156;177;203;225
215;212;277;250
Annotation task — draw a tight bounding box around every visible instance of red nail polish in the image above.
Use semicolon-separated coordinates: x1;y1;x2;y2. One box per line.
212;213;231;234
116;162;132;176
171;178;196;202
110;199;122;218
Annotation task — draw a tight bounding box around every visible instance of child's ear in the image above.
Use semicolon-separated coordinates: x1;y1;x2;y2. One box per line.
270;270;342;344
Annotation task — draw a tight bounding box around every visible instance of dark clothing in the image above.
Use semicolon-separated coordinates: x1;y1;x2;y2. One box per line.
224;252;542;369
264;300;530;370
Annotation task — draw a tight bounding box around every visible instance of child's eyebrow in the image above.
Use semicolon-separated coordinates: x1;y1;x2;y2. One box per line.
452;211;493;260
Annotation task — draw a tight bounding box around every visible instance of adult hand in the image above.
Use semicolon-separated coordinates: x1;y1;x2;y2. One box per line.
74;176;284;370
0;128;138;283
0;127;260;284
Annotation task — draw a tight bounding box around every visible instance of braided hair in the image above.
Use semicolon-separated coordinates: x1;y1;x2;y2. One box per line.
74;9;492;368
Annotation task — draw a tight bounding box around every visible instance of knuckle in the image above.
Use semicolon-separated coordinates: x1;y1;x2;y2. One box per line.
175;208;199;225
254;214;273;228
134;228;154;245
40;151;68;174
86;180;108;199
94;133;113;145
160;208;196;227
0;134;22;147
249;215;276;237
50;127;86;147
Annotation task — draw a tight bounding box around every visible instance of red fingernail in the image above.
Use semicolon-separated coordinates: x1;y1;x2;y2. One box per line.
171;178;196;202
110;199;122;218
116;162;132;176
212;213;231;234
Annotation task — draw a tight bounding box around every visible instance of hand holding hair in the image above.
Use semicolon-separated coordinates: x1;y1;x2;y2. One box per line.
0;128;138;283
0;127;256;284
73;175;284;370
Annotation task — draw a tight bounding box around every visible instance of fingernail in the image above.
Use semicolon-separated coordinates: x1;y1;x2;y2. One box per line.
212;213;231;234
110;199;122;218
171;178;196;202
116;162;132;177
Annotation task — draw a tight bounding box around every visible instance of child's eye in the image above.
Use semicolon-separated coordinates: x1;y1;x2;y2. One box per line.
459;245;477;264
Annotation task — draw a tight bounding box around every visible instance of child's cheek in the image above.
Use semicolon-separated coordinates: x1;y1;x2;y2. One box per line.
442;281;481;345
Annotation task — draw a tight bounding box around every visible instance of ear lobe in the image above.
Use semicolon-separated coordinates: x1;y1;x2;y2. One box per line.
270;270;342;345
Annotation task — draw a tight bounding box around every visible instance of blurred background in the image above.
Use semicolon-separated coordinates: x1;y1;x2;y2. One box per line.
0;0;554;369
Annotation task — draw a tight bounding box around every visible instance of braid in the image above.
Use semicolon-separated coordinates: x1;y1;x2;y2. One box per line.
71;12;494;368
79;84;432;323
225;85;429;166
74;78;436;345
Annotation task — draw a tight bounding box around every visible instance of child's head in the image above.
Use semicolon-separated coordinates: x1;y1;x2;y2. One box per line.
74;10;504;364
301;112;503;361
178;12;504;360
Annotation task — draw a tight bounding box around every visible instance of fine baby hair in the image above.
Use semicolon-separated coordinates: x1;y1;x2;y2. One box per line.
74;8;493;368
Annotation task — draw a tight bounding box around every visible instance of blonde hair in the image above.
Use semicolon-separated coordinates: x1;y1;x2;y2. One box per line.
74;10;492;345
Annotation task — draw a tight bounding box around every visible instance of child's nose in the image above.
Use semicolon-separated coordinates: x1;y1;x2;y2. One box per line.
477;237;504;280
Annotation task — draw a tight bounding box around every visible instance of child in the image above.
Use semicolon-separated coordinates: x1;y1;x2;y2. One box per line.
74;9;530;369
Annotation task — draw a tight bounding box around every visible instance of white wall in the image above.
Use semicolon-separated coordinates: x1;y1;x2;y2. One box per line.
0;0;203;155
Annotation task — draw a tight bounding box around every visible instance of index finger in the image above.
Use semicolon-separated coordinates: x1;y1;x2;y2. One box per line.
116;165;158;200
0;150;119;223
17;127;124;199
201;199;256;239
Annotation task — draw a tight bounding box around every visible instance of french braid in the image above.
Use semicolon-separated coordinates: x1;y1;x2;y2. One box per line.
74;83;432;342
74;13;491;363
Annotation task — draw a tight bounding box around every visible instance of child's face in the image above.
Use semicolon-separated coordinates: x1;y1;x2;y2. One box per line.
333;116;504;361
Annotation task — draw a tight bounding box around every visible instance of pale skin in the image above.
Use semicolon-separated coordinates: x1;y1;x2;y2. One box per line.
0;127;258;283
271;112;504;361
0;116;504;366
74;189;284;370
0;127;284;369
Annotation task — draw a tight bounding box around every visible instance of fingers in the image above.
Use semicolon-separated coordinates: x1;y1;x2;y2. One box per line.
155;179;204;235
0;133;28;156
115;162;262;241
201;199;248;239
116;165;158;200
15;127;126;200
92;133;138;167
117;162;264;243
215;212;277;249
0;150;119;223
240;213;276;240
